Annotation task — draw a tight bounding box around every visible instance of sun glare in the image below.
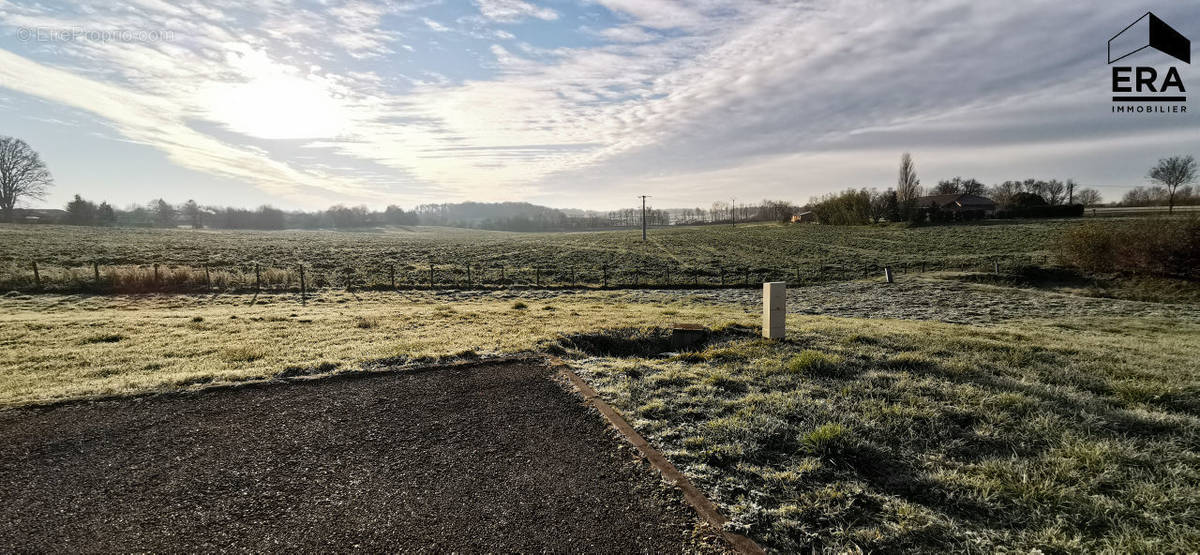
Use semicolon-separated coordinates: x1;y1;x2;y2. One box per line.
203;74;347;140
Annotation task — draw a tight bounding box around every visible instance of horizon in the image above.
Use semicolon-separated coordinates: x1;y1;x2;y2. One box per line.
2;1;1199;212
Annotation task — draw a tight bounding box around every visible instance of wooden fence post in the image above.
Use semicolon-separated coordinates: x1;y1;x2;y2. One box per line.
571;267;576;287
633;268;640;287
93;262;101;287
602;265;608;288
429;263;435;289
390;264;396;289
535;267;541;287
664;267;670;287
299;264;306;302
204;264;211;289
255;263;261;292
994;260;1000;274
32;261;40;289
794;267;800;285
501;265;506;285
466;264;472;288
153;264;160;286
884;266;894;283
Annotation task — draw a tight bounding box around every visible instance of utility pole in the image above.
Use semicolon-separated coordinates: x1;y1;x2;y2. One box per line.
639;195;650;241
730;197;736;227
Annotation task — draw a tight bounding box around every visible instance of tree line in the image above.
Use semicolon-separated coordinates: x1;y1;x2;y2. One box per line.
805;152;1199;225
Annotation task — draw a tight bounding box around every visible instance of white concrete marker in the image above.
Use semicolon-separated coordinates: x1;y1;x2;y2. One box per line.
763;281;786;339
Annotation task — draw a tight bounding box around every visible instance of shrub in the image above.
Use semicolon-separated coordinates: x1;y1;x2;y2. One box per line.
1056;217;1199;279
994;204;1085;219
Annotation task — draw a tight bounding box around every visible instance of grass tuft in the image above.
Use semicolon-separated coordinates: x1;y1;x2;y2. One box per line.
785;350;844;376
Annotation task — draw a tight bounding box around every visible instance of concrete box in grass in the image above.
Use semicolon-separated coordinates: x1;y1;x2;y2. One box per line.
670;323;708;351
763;282;786;339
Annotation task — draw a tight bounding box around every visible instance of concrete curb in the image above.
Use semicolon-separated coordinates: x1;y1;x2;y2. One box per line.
548;356;766;555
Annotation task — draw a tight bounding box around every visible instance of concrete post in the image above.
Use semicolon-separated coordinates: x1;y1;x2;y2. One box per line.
762;281;786;340
884;267;893;283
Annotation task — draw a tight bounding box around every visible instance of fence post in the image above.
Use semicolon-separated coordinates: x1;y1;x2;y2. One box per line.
153;264;160;287
501;265;506;286
571;267;576;287
390;264;396;289
921;261;926;273
884;266;894;283
93;262;101;287
299;264;307;303
664;267;670;287
429;263;435;289
32;261;40;289
994;260;1000;274
204;264;211;289
255;263;261;292
466;264;472;288
602;265;608;288
634;268;640;287
720;266;725;286
535;267;541;287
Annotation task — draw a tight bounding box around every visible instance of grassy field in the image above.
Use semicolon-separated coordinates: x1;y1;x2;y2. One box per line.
2;280;1197;552
3;217;1197;552
0;220;1078;291
567;316;1200;552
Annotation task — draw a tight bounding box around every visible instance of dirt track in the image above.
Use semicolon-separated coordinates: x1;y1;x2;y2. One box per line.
0;362;714;552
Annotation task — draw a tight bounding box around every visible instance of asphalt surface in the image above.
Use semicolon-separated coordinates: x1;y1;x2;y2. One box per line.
0;362;713;552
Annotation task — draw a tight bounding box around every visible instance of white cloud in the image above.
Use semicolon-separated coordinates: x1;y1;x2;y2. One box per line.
0;0;1197;210
473;0;558;23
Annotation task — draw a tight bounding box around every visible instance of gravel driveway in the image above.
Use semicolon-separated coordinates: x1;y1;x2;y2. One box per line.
0;362;714;552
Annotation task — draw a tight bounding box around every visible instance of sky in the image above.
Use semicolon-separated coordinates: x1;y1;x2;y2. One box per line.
0;0;1197;211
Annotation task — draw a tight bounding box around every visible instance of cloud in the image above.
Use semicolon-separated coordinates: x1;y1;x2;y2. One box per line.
0;0;1197;211
473;0;558;23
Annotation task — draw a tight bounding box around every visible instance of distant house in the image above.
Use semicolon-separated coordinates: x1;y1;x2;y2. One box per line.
10;208;67;224
791;211;817;223
913;194;996;219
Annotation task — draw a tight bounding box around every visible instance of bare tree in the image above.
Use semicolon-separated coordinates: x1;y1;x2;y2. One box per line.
153;199;177;227
1076;188;1103;206
1148;155;1198;213
182;199;203;229
867;189;888;223
1044;179;1066;205
934;176;985;196
933;179;961;195
989;181;1021;206
0;137;53;222
897;152;921;202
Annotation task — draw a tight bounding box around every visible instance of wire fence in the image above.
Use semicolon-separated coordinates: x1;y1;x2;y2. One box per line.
0;253;1055;296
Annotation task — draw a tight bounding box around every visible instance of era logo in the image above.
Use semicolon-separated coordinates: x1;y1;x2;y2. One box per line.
1111;66;1185;94
1108;11;1190;105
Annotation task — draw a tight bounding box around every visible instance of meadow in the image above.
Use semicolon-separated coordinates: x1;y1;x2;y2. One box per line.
3;217;1197;552
0;219;1075;292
